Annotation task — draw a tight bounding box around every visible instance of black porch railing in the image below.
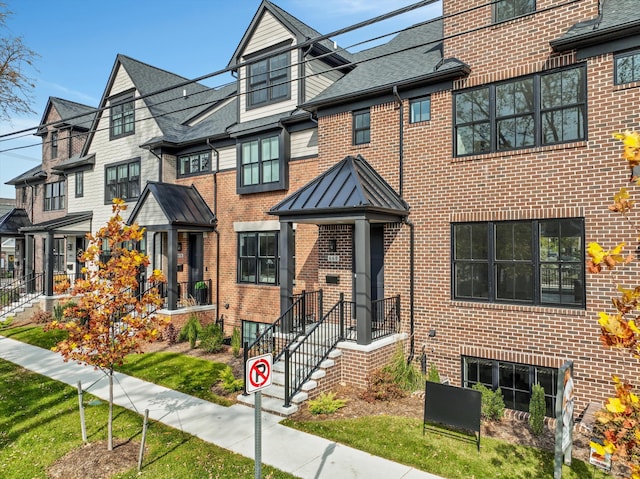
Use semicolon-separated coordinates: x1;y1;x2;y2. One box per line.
343;295;401;341
0;272;44;315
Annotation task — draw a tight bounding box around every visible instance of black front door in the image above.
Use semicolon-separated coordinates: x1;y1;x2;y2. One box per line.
188;233;203;296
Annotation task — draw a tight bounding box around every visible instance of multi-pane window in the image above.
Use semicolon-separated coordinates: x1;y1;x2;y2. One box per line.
494;0;535;23
110;94;135;138
105;159;140;202
53;238;65;273
615;50;640;84
239;135;280;191
242;320;269;347
44;180;65;211
75;171;84;198
238;232;278;285
353;109;370;145
410;97;431;123
463;357;557;416
178;152;210;177
247;52;289;108
51;131;58;158
452;218;584;307
455;65;586;156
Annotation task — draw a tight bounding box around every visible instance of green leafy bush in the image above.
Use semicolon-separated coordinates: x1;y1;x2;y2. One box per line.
231;327;242;357
308;391;348;415
360;369;406;403
382;341;425;391
199;323;224;353
472;383;505;421
529;383;546;435
218;365;244;393
427;362;440;383
178;315;203;349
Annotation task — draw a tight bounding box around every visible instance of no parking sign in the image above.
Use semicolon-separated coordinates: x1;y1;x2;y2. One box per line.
245;353;272;394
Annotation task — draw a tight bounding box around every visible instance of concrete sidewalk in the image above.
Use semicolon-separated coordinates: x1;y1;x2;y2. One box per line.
0;335;443;479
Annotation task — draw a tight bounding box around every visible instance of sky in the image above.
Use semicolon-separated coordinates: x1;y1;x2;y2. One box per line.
0;0;442;198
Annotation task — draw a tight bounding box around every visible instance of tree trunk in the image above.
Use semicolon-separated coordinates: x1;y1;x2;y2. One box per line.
108;368;113;451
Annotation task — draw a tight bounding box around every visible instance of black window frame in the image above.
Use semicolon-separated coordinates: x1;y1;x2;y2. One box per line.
410;96;431;123
109;92;135;140
75;171;84;198
463;356;557;417
53;237;65;273
452;218;585;308
51;131;58;158
104;158;141;203
353;109;371;145
246;51;290;109
44;180;65;211
237;231;279;286
493;0;535;23
178;151;211;178
237;133;286;194
454;65;586;157
614;49;640;85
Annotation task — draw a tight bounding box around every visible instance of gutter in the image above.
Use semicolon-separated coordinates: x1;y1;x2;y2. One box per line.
207;138;221;323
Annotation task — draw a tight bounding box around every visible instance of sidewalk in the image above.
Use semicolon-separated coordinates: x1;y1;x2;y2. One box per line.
0;335;443;479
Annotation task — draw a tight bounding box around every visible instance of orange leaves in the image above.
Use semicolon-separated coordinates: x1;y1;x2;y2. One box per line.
587;242;627;273
610;188;635;214
614;131;640;178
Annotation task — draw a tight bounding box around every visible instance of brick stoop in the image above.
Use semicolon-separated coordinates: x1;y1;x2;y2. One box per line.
237;349;343;416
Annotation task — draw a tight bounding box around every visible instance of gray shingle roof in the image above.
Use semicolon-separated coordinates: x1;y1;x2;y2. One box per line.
5;164;46;185
551;0;640;51
49;97;97;130
269;155;409;219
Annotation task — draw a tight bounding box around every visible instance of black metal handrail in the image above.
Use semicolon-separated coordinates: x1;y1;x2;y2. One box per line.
284;292;349;407
0;272;44;315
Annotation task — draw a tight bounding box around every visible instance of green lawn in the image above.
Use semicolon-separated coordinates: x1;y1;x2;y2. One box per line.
0;358;297;479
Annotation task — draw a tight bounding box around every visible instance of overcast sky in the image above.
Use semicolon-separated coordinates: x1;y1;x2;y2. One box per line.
0;0;441;198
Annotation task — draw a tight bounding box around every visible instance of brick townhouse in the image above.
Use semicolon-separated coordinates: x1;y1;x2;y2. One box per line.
4;0;640;418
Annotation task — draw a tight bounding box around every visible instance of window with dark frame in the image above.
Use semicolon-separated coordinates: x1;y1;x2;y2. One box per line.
454;65;586;156
238;135;282;193
452;218;585;308
53;238;65;273
247;51;290;108
105;159;140;202
463;356;557;416
494;0;535;23
75;171;84;198
110;94;135;139
238;231;279;285
51;131;58;158
241;320;269;347
410;96;431;123
178;151;211;177
615;50;640;84
44;180;65;211
353;109;370;145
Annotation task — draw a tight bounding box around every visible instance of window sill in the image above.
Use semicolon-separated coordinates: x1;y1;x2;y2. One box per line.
452;140;587;164
450;299;587;316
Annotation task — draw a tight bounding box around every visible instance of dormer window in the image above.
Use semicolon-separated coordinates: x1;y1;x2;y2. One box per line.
51;131;58;158
110;93;135;139
247;52;290;108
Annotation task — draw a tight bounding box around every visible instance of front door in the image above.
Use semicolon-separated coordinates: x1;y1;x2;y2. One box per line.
188;233;203;296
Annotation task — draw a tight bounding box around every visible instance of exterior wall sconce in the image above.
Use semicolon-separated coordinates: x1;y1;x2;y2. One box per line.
428;329;436;338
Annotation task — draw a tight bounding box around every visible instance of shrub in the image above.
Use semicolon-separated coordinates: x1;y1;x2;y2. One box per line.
231;327;242;357
308;392;348;415
218;365;244;393
163;323;178;345
53;301;76;322
199;323;224;353
178;315;203;349
360;369;406;403
427;362;440;383
529;383;546;435
472;383;505;421
382;341;425;392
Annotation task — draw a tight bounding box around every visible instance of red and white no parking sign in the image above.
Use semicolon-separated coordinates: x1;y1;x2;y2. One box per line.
245;353;273;394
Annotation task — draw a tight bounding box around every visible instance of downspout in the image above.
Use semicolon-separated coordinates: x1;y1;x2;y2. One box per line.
394;85;415;362
207;138;221;323
147;147;163;182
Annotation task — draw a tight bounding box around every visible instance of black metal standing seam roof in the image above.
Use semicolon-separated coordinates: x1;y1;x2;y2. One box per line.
269;155;409;218
129;182;216;227
0;208;31;235
19;211;92;233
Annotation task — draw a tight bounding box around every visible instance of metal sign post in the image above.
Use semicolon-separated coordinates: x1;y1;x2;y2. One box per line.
245;353;273;479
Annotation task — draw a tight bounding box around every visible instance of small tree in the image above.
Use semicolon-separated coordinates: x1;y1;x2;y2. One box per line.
47;199;166;451
529;383;546;436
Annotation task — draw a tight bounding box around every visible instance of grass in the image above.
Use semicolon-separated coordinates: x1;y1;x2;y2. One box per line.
282;416;612;479
0;358;297;479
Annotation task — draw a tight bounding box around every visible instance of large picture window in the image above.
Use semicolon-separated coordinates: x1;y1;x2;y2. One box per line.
453;218;584;307
238;135;284;194
178;151;210;177
463;357;557;416
494;0;535;23
110;94;135;139
615;50;640;85
238;232;278;285
247;52;290;108
105;159;140;202
44;180;65;211
455;65;586;156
